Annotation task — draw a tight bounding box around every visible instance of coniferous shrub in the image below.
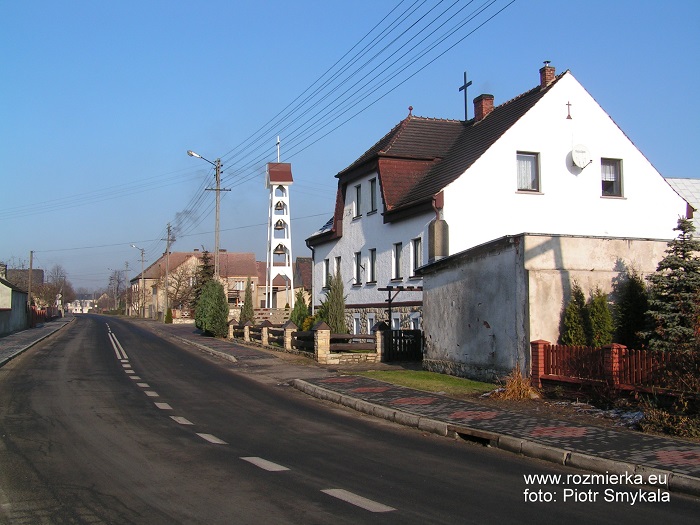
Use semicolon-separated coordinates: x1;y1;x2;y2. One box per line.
289;289;310;328
165;307;173;324
560;281;587;346
239;277;255;325
585;287;614;347
645;217;700;353
195;280;229;337
325;272;347;334
613;268;648;349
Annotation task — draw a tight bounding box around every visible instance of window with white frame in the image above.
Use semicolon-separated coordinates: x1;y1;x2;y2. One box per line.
354;251;362;285
517;152;540;192
411;237;422;276
353;314;361;335
323;259;330;288
392;243;403;280
354;184;362;218
601;158;622;197
368;248;376;283
367;313;376;333
391;313;401;330
369;178;377;213
410;312;421;330
335;256;341;276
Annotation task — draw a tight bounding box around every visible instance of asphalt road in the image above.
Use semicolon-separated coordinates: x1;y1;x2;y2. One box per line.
1;315;699;524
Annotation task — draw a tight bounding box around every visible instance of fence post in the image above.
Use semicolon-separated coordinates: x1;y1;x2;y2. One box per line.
603;343;625;388
283;321;297;351
373;321;389;361
243;321;253;343
530;340;550;388
260;319;272;346
228;321;234;340
313;321;331;364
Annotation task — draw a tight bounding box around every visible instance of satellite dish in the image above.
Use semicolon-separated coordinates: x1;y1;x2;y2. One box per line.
572;144;592;169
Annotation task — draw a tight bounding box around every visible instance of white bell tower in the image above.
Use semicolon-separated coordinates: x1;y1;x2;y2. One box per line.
266;162;294;308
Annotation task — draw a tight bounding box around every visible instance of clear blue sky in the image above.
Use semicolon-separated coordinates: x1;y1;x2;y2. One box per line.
2;0;699;291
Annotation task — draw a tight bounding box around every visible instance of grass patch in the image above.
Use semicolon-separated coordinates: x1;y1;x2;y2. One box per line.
352;370;495;397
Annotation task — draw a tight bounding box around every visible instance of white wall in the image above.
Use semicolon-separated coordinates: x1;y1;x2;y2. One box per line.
443;73;687;253
310;170;427;309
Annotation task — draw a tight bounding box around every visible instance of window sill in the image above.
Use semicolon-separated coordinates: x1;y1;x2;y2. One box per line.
408;275;423;281
352;214;362;221
352;283;362;288
601;195;626;200
367;209;378;216
365;281;377;286
390;278;404;283
515;190;543;195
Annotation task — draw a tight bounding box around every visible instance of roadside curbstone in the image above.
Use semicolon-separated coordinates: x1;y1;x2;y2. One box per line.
669;472;700;497
566;452;635;476
520;441;569;465
417;418;448;437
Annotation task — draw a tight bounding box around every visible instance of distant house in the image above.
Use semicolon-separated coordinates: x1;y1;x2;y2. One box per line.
308;62;689;378
130;250;259;320
665;178;700;232
0;263;29;335
67;294;95;314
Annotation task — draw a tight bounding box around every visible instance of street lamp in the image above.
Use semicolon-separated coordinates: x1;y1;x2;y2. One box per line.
187;150;227;279
131;244;145;318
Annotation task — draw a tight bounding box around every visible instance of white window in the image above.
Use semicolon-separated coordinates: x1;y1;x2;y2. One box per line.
354;251;362;284
411;237;422;276
354;184;362;218
393;243;403;280
368;249;376;283
323;259;330;288
367;313;376;333
353;314;361;335
601;158;622;197
517;152;540;192
369;178;377;213
410;312;421;330
391;313;401;330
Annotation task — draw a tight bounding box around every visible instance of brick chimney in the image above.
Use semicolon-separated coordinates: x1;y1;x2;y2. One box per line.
473;94;494;121
539;61;555;88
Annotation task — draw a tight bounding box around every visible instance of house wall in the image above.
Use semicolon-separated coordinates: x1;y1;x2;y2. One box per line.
442;73;687;252
310;170;426;317
421;234;670;382
0;287;29;335
421;236;526;381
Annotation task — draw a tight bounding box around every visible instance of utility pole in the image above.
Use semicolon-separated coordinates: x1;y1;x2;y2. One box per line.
188;150;229;280
164;223;172;322
28;250;33;308
124;261;130;315
132;245;146;318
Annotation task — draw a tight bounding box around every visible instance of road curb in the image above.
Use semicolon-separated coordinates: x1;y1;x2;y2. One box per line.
0;317;75;368
290;379;700;499
173;336;238;363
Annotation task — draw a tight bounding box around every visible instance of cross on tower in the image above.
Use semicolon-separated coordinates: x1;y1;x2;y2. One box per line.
458;71;472;121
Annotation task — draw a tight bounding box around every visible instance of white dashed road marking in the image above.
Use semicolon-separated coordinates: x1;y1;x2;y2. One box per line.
240;457;290;472
145;391;159;397
136;383;150;388
130;376;142;380
321;489;396;513
154;403;173;410
196;433;228;445
170;416;194;425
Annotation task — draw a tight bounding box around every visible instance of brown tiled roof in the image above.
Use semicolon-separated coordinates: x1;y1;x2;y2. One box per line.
391;73;566;213
293;257;312;291
267;162;293;184
307;70;567;244
133;251;257;281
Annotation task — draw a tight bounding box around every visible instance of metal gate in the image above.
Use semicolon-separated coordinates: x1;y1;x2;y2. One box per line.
384;330;423;362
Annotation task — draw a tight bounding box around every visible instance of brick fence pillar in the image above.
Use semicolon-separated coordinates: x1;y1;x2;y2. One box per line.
243;321;253;343
260;320;272;346
372;321;389;362
282;320;297;352
313;321;331;364
530;340;550;388
603;343;625;388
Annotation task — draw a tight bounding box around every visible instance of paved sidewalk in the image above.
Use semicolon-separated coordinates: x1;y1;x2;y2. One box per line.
3;316;700;498
0;315;74;367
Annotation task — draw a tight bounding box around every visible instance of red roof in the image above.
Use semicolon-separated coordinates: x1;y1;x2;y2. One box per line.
267;162;293;184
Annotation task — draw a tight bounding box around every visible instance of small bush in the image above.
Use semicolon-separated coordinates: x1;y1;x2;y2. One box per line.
165;308;173;324
495;366;539;400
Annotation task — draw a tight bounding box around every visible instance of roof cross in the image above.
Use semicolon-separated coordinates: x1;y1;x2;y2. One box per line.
458;71;472;121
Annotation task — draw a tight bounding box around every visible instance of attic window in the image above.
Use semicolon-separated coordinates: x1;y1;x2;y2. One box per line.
601;158;622;197
517;152;540;192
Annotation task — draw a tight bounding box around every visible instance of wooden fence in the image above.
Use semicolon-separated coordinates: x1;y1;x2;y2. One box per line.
531;340;678;392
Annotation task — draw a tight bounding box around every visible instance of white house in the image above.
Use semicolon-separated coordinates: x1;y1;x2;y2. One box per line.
306;62;689;347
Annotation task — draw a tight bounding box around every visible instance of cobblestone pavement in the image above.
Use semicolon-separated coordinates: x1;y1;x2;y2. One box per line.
2;316;700;496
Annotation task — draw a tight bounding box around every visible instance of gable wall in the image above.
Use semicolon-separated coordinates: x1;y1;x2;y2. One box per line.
442;74;686;253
